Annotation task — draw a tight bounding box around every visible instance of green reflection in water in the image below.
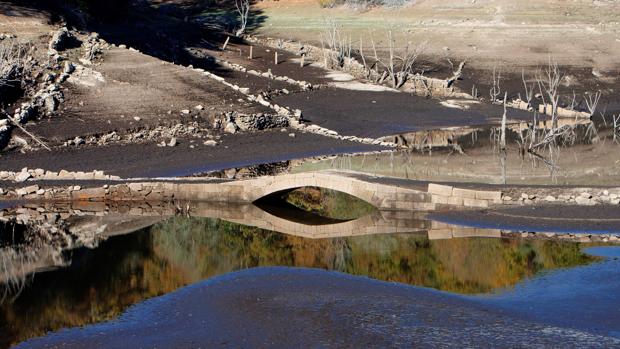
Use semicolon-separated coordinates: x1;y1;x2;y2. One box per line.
0;217;594;347
282;187;377;220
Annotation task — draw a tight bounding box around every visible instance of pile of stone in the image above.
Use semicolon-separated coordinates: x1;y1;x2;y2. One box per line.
507;189;620;206
0;168;120;183
504;231;620;244
61;122;215;148
215;58;313;91
216;112;290;134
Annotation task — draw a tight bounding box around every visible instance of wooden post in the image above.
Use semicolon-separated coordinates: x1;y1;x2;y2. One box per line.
222;36;230;51
275;52;278;65
300;55;304;68
249;46;253;59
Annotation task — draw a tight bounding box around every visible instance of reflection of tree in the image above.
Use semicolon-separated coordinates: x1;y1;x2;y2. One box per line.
0;217;595;347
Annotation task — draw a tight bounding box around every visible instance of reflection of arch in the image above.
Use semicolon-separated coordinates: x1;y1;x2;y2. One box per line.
211;205;431;239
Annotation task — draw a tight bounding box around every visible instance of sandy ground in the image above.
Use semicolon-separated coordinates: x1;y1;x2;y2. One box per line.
256;0;620;72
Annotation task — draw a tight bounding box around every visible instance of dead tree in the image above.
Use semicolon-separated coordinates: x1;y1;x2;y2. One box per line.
0;42;28;89
320;18;351;69
536;59;564;129
235;0;250;37
521;69;535;109
584;90;602;120
500;92;507;150
446;60;466;88
371;29;426;89
613;114;620;143
489;66;501;103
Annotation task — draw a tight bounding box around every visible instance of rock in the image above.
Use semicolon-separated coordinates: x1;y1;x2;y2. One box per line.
63;61;75;74
580;192;592;199
288;133;296;138
49;27;73;52
203;140;217;146
545;195;556;202
14;171;31;183
16;185;39;196
133;116;141;121
611;198;620;205
36;189;45;195
58;170;74;179
167;137;177;147
181;109;191;115
520;193;529;200
195;105;204;110
224;168;237;179
224;122;238;134
502;196;512;201
575;196;594;205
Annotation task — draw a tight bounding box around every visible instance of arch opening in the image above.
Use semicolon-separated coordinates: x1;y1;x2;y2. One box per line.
254;186;377;225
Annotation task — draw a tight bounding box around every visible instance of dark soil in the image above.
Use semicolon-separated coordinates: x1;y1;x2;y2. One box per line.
275;87;535;138
0;129;384;178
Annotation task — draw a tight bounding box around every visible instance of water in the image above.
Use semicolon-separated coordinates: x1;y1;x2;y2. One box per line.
294;127;620;186
0;191;618;347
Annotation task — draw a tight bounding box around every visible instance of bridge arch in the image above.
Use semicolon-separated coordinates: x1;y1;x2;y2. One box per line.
244;172;381;208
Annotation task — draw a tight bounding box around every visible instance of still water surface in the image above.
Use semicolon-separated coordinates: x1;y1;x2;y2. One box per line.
0;213;600;348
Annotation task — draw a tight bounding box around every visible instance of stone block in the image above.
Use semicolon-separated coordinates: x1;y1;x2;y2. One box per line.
71;187;106;201
462;198;489;208
452;187;478;199
431;194;449;204
447;196;464;206
475;190;502;201
428;183;453;196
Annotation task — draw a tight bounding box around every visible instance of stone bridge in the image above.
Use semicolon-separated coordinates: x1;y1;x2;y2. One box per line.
167;170;502;210
170;170;435;210
64;170;503;209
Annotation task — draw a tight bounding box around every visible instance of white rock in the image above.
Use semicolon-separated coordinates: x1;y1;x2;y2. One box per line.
14;171;31;183
168;137;177;147
195;105;204;110
203;140;217;146
181;109;191;115
545;195;556;202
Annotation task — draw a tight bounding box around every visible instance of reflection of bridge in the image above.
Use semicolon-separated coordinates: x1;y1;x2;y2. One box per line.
15;200;502;241
0;200;501;284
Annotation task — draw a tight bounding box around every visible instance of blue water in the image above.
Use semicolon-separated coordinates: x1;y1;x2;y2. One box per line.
475;246;620;339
